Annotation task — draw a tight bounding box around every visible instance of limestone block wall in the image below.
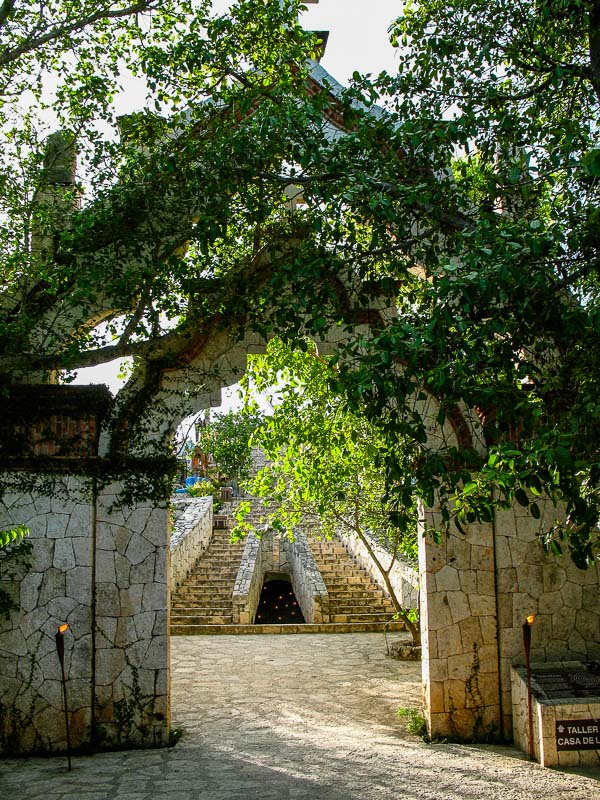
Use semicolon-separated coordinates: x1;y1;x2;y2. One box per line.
419;499;600;744
232;532;264;624
232;529;330;624
94;484;170;749
495;502;600;737
0;474;94;754
169;497;212;591
339;529;419;610
419;511;501;741
282;531;329;623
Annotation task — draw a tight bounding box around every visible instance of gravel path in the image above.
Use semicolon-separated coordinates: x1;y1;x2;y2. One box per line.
1;633;599;799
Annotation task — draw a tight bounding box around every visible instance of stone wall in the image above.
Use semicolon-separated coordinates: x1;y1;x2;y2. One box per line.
232;528;329;624
495;502;600;738
0;471;171;754
169;497;213;591
419;511;501;741
419;500;600;745
93;484;170;749
0;473;94;754
282;531;329;623
340;529;419;610
232;532;264;624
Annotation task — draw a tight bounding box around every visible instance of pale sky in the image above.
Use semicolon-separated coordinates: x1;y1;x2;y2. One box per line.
301;0;400;80
73;0;402;399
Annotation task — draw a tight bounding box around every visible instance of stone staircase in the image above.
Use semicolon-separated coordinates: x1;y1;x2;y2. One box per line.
308;537;404;629
170;523;246;634
170;500;405;635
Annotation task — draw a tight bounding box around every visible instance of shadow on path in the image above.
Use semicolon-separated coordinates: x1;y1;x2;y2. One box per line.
1;634;598;799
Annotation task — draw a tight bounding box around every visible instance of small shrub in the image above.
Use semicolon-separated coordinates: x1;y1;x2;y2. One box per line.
397;707;427;737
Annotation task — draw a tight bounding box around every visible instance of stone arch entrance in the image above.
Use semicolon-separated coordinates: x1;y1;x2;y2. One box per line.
2;313;599;754
0;317;469;753
0;40;598;761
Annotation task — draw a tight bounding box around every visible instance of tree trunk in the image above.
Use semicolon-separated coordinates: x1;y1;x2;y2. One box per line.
348;505;420;646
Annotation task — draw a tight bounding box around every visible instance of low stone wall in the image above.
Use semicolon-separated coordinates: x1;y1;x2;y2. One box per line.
340;529;418;610
511;662;600;767
232;532;264;624
283;531;329;623
169;497;212;591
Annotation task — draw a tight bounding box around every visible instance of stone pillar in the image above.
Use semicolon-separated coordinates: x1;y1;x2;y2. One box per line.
0;474;95;754
419;509;501;741
93;483;170;748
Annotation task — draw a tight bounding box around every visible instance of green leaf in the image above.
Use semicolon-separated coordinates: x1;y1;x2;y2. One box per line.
515;488;529;507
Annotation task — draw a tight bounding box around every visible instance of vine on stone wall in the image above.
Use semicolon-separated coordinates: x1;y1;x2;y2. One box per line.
96;656;159;750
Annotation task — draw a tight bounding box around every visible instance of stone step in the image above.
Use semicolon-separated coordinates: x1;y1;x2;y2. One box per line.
187;558;241;565
172;591;232;600
179;578;237;588
172;604;231;613
170;621;407;635
327;587;389;598
328;603;395;614
188;568;240;577
171;605;233;614
171;613;234;625
330;612;396;624
173;588;232;598
315;563;366;573
315;552;360;560
326;588;384;599
325;575;379;587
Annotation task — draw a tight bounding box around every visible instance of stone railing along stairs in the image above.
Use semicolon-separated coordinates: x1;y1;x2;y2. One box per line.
170;519;246;633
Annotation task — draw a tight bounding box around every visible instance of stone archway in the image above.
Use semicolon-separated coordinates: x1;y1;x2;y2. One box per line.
3;311;599;754
1;38;598;758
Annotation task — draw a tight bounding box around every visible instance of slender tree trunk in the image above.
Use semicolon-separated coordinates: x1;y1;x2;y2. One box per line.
349;501;420;646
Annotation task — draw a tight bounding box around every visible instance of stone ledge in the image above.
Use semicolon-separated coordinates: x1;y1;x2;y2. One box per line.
171;621;407;635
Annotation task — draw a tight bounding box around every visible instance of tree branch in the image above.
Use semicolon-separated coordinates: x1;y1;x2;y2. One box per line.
0;1;158;67
0;0;15;30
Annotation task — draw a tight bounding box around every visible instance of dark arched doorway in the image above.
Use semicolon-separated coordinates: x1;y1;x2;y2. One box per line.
254;576;305;625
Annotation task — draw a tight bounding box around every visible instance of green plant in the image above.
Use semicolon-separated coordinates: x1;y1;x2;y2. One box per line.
397;707;427;737
0;524;29;549
187;481;215;498
168;727;184;747
0;527;32;620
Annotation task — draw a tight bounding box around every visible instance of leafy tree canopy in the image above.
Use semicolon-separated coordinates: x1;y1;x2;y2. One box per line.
236;337;420;641
197;408;263;489
0;1;599;566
